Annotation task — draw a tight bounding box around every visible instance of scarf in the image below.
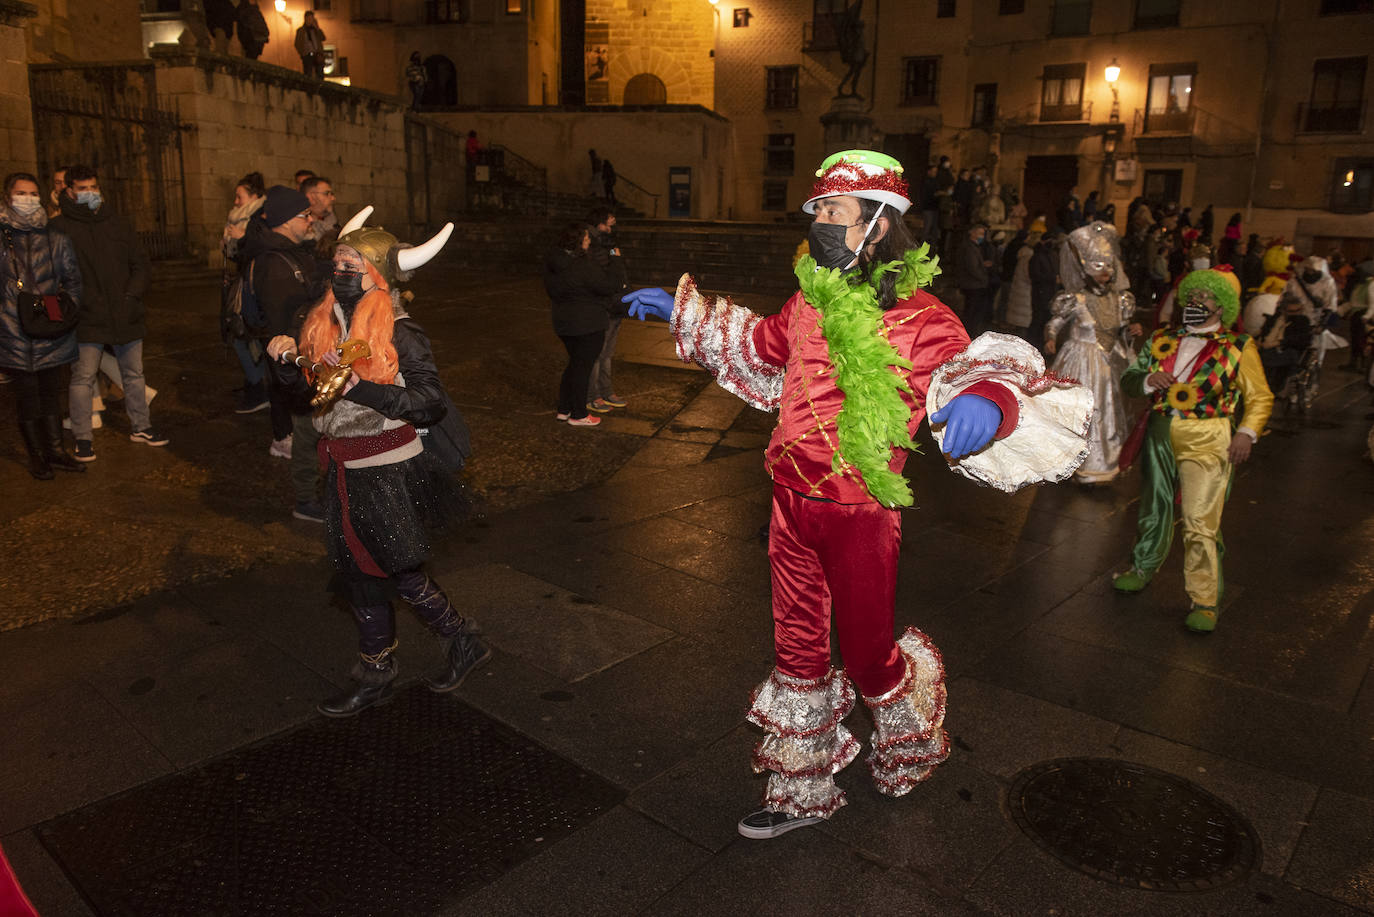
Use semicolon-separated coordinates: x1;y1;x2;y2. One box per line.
795;244;942;508
0;203;48;232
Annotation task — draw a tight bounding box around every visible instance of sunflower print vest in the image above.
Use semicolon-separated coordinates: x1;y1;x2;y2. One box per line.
1145;328;1249;420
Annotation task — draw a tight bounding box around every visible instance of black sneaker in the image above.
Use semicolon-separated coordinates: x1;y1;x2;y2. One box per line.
292;500;326;523
73;440;96;462
130;429;169;447
737;808;824;839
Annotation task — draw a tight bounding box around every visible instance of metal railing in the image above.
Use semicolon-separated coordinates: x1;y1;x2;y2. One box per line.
614;173;660;218
1296;101;1365;135
466;143;549;216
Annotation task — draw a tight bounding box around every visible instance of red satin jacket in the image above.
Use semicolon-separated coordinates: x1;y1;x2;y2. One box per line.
753;288;1018;504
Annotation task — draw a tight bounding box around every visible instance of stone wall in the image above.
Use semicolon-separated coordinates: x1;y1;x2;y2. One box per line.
428;105;734;220
25;0;141;63
584;0;714;108
0;1;35;178
109;52;460;267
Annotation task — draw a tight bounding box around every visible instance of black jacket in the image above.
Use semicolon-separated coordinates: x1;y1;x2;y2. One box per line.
237;2;270;45
241;219;326;337
953;235;989;291
205;0;236;34
586;227;628;317
1029;242;1059;308
1258;312;1313;354
50;196;150;346
543;247;625;336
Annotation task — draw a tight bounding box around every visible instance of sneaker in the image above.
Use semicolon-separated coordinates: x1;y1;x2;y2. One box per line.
586;399;613;413
1112;568;1150;593
235;391;270;414
1184;605;1218;633
566;414;601;427
269;435;293;459
737;808;823;839
73;440;96;462
130;428;169;447
291;500;326;523
555;412;570;422
603;394;627;408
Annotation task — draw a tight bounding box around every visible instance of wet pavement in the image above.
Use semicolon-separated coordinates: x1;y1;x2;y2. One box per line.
3;264;1374;915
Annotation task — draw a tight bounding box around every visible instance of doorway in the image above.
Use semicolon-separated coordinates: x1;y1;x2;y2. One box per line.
1022;155;1079;230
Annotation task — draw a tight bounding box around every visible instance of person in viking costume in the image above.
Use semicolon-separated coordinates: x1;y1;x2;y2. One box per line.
267;208;488;717
1043;221;1142;483
1112;269;1273;633
622;150;1095;838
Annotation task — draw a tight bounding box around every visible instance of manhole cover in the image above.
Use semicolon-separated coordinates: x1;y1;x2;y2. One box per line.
1008;757;1258;891
38;686;623;915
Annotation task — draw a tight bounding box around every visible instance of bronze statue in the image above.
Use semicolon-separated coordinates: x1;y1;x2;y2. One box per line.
836;0;869;98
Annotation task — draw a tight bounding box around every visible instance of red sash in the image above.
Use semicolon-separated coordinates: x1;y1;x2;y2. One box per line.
317;425;418;578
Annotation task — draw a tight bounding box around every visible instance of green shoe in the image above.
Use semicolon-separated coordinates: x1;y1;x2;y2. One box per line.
1112;568;1150;593
1184;605;1218;633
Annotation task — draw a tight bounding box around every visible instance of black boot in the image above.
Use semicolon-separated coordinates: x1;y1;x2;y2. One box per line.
426;624;492;693
18;420;53;480
317;658;396;718
40;415;85;473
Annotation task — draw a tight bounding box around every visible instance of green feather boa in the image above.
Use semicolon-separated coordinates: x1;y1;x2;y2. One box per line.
794;244;942;508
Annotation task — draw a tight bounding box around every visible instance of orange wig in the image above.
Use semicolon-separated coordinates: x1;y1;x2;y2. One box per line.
298;259;399;384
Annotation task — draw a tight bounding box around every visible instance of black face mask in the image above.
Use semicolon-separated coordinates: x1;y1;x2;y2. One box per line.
332;269;365;307
1301;269;1322;285
808;221;859;271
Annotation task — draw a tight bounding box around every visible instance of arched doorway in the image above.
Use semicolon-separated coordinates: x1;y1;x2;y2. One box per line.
623;73;667;105
422;55;457;108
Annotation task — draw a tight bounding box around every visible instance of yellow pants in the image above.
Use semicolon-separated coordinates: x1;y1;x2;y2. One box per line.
1168;417;1233;607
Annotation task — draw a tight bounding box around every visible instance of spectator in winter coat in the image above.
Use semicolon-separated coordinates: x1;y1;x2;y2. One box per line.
50;164;162;462
237;0;270;60
241;185;329;519
954;223;994;337
205;0;236;54
543;222;626;426
1028;230;1060;352
0;172;85;479
294;11;327;79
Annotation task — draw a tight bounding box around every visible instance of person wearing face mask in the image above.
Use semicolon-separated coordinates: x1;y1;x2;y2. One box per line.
1283;255;1342;365
0;172;85;478
240;184;330;519
1043;221;1144;484
621;150;1095;839
1113;269;1273;632
221;171;268;414
50;164;162;462
265;211;485;717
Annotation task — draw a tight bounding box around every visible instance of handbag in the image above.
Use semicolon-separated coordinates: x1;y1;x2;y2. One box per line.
4;227;79;339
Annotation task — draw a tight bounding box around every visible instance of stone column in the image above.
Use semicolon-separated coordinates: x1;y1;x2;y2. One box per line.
820;95;874;155
0;1;37;177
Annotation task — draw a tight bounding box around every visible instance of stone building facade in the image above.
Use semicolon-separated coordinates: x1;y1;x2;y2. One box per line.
0;1;37;180
583;0;714;107
712;0;1374;252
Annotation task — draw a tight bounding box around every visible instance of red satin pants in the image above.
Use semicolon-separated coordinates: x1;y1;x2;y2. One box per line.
767;484;906;698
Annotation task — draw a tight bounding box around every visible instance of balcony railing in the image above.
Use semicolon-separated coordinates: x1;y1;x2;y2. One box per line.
1142;106;1194;134
1298;101;1365;134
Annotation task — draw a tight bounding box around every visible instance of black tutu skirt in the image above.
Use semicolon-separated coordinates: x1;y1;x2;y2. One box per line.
323;448;469;584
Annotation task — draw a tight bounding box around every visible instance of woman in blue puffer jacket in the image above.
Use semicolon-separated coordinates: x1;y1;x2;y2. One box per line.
0;171;84;479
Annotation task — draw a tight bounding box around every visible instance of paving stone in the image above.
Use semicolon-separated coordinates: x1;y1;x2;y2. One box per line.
1286;789;1374;912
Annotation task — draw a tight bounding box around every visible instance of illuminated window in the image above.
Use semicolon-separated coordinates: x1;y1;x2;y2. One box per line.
1145;63;1195;132
1330;158;1373;211
1040;62;1085;121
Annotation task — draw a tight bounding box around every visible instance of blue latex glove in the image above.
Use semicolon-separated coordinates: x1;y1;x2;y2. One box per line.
930;393;1002;460
622;287;675;322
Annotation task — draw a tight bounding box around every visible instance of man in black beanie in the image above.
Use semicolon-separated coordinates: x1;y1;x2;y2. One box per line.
240;184;328;520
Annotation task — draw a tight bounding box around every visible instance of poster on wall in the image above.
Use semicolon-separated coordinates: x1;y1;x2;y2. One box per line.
586;21;610;104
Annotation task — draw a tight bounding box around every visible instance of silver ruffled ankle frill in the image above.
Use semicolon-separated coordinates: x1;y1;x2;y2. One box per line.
863;626;950;797
746;668;861;819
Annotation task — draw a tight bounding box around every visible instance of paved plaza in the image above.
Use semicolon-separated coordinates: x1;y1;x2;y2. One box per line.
2;263;1373;916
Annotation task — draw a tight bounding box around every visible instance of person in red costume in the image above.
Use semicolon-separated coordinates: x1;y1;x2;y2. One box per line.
623;150;1094;838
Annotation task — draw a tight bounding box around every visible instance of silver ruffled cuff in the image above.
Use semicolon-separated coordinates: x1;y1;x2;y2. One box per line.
747;668;859;820
669;273;784;412
863;627;951;797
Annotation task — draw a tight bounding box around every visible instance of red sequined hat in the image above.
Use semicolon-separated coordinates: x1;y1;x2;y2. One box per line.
803;150;913;215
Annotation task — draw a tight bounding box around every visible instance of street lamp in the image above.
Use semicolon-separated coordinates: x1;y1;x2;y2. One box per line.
1104;58;1120;123
274;0;287;11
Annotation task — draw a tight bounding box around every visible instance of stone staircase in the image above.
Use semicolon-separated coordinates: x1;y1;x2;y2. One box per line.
150;257;221;287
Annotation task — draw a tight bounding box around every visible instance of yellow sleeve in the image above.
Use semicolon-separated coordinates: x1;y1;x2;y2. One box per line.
1236;340;1273;438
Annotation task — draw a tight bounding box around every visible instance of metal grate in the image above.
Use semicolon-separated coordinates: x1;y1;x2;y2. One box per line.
1009;757;1258;892
37;687;623;915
